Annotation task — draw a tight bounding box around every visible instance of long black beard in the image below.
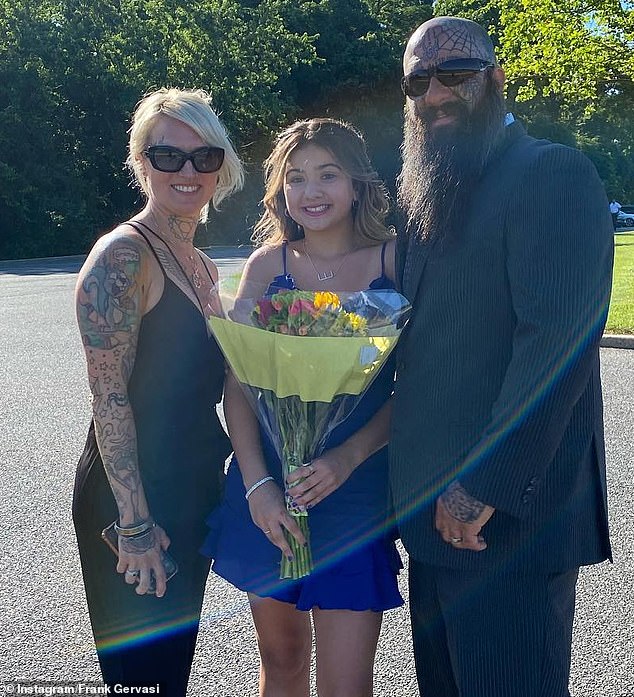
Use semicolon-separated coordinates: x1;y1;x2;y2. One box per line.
397;75;506;242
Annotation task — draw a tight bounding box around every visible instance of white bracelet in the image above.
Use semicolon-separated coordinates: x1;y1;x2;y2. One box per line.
245;475;275;500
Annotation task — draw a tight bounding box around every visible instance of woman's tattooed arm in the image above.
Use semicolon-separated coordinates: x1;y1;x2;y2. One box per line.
76;233;152;536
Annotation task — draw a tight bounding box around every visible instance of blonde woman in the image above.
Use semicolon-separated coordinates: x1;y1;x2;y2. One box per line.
72;88;243;695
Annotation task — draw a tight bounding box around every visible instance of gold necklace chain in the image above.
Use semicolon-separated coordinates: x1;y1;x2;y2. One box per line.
302;238;354;282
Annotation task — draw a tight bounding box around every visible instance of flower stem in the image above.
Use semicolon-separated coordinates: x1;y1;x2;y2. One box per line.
280;516;312;579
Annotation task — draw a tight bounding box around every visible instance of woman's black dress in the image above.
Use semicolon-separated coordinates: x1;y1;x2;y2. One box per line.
72;251;230;695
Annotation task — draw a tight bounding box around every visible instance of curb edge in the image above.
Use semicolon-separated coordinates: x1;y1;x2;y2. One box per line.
600;334;634;349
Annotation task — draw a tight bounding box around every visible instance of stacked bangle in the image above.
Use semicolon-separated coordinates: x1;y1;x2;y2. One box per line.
245;475;274;500
114;520;155;538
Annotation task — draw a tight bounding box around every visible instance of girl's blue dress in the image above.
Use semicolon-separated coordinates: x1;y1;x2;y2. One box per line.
201;242;403;611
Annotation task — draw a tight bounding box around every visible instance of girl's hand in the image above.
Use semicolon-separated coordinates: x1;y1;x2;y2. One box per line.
286;449;354;509
117;524;171;597
247;480;306;558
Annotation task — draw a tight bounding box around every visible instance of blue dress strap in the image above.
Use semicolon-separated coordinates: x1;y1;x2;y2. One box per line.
368;241;395;291
265;241;297;295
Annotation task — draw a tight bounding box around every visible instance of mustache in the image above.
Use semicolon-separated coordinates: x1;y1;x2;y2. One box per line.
416;100;470;127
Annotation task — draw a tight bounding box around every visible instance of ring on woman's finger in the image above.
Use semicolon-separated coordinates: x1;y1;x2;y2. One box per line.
262;529;272;535
125;569;140;578
450;537;463;544
302;462;314;476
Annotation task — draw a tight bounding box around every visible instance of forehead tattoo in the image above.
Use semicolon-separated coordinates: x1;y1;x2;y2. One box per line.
417;22;490;63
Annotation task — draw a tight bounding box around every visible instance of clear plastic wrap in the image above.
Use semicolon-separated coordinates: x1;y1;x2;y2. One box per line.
209;288;411;578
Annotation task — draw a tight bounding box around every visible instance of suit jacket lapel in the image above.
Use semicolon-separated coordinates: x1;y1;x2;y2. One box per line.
400;120;528;302
403;232;435;301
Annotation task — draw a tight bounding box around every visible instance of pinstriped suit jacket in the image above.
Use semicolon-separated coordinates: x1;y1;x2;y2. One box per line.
390;121;613;572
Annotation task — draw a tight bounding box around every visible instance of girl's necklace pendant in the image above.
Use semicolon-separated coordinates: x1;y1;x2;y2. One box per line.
303;239;352;282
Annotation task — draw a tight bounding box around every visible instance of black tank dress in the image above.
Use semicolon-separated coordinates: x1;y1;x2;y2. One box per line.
72;232;230;695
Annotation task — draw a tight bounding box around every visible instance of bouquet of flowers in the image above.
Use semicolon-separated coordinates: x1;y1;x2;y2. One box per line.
209;288;410;579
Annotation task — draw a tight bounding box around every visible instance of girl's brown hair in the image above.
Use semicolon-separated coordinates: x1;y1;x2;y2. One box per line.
252;118;393;246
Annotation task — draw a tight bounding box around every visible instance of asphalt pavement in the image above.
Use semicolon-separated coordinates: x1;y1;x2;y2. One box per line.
0;252;632;696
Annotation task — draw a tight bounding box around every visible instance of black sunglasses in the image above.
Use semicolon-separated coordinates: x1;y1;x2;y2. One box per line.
143;145;225;173
401;59;494;99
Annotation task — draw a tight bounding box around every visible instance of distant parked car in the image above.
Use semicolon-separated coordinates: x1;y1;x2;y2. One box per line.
617;207;634;228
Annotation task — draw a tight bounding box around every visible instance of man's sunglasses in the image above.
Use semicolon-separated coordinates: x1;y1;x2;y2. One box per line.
143;145;225;173
401;59;494;99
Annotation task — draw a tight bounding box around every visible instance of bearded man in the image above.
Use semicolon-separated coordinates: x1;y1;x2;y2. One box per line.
390;16;614;697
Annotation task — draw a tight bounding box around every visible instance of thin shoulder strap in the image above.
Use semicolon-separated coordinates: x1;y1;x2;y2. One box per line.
282;240;289;275
380;241;387;276
128;219;207;316
126;221;163;269
130;219;215;286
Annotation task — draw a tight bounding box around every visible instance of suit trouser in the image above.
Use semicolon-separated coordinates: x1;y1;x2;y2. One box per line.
409;560;579;697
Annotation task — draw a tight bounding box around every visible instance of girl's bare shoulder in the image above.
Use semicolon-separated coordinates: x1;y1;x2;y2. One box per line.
237;243;286;298
243;243;285;279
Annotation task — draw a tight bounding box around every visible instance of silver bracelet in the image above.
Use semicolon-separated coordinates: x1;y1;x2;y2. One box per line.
245;475;274;500
114;519;155;537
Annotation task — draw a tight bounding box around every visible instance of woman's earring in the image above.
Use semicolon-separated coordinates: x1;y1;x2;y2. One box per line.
352;200;359;214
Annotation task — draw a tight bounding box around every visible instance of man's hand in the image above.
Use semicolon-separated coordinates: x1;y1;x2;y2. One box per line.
435;481;495;552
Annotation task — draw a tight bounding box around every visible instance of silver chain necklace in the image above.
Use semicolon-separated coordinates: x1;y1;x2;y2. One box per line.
302;238;354;282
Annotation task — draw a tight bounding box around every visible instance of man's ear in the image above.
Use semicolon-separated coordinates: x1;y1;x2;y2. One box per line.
492;66;505;92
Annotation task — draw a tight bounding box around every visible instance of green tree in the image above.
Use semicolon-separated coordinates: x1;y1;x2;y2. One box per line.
432;0;634;199
0;0;438;258
0;0;316;258
433;0;634;114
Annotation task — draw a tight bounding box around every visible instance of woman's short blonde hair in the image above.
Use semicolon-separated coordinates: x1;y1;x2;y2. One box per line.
127;88;244;221
252;118;393;246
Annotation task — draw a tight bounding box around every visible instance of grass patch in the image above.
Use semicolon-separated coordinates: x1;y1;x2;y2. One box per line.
218;272;242;297
606;233;634;334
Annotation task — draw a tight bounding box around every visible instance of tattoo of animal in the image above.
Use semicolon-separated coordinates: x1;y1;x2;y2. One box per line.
78;245;141;349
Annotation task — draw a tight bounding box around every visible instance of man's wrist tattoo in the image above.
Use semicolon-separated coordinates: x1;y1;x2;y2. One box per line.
441;481;486;523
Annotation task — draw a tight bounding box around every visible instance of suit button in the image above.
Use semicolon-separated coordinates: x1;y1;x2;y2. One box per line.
521;494;530;504
529;477;538;486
